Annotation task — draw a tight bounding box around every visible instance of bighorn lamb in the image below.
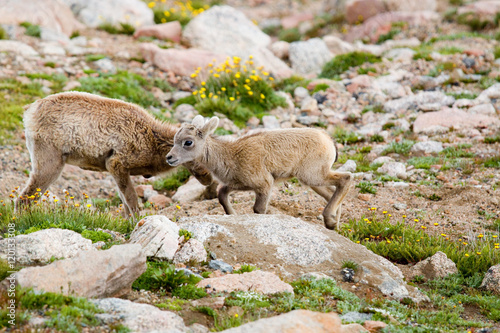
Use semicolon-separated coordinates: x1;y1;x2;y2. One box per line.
166;115;353;230
18;91;215;216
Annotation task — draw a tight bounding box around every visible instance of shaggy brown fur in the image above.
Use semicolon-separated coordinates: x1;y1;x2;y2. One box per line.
18;91;215;216
167;116;353;230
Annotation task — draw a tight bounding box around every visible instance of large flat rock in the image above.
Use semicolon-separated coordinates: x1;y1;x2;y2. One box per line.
179;214;427;302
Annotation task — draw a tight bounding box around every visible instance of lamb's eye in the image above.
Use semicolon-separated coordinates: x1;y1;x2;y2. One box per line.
184;140;193;147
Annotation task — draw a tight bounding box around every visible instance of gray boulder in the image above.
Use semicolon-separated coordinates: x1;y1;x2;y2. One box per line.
179;214;428;302
377;162;407;180
407;251;458;281
0;228;94;265
183;6;292;78
410;141;444;155
480;264;500;295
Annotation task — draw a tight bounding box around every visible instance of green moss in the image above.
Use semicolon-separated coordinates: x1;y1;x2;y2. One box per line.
383;140;414;155
153;167;191;191
98;22;135;35
0;26;8;40
278;27;301;42
484;156;500;168
312;83;330;93
319;52;381;79
76;71;167;108
81;230;112;243
356;181;377;194
273;75;310;95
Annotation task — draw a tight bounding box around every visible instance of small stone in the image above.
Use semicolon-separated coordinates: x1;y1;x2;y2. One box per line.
148;194;172;208
358;193;372;201
377;162;407;180
135;184;154;198
173;239;207;264
129;215;179;260
209;259;233;273
410;141;444;155
392;203;407;210
338;160;357;173
363;320;388;332
294;86;309;101
300;96;319;114
408;251;458;281
341;268;355;282
262;115;280;129
93;58;116;74
63;80;82;91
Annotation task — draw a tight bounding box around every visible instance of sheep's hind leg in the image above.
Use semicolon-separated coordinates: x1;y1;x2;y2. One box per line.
17;144;65;209
218;185;236;215
322;172;353;230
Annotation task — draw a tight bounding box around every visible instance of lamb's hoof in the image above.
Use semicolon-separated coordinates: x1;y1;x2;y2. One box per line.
323;216;338;231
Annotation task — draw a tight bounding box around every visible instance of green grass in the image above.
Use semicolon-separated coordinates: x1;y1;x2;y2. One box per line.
340;214;500;277
341;260;359;272
383;140;414;155
484;156;500;168
377;28;401;44
0;199;130;236
0;79;45;144
446;91;478;100
132;261;205;299
278;27;301;42
273;75;310;95
456;12;491;31
333;128;364;145
0;26;8;40
440;145;474;158
356;181;377;194
76;71;172;108
191;57;287;127
20;22;41;38
438;46;464;55
319;52;381;79
484;135;500;144
98;22;135;35
233;265;258;274
312;83;330;93
3;288;103;332
407;156;441;169
81;229;112;243
153;167;191;191
86;54;107;62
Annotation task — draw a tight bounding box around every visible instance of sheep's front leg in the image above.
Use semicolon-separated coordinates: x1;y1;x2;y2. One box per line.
323;172;353;230
218;185;236;215
106;158;139;218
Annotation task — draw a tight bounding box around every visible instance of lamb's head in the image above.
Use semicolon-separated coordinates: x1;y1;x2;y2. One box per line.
166;115;219;167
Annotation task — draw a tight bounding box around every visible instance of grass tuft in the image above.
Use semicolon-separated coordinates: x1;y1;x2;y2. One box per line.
319;52;381;79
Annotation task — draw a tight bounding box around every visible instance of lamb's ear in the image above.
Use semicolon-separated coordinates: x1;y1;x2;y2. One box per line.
201;116;219;136
191;115;205;128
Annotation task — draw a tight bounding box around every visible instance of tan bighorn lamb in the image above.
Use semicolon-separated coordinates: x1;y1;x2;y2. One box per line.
166;115;353;230
18;91;216;216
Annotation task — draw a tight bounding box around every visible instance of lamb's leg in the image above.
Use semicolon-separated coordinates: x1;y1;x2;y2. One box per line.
322;172;353;230
184;161;218;199
310;186;342;224
218;185;236;215
253;177;273;214
106;158;138;218
17;143;65;208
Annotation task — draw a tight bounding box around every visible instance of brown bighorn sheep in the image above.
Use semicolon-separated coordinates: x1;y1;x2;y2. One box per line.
18;91;216;216
166;115;353;230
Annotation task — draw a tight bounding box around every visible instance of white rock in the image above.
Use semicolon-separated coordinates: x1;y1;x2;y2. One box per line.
270;40;290;59
410;141;443;155
468;103;497;115
372;156;394;165
60;0;154;28
384;48;415;62
173;238;207;264
94;58;116;74
0;40;38;56
0;229;93;265
93;298;191;332
262;115;280;129
338;159;357;173
289;38;333;76
322;35;355;55
13;244;145;298
172;177;206;203
129;215;179;260
408;251;458;281
377;162;407;179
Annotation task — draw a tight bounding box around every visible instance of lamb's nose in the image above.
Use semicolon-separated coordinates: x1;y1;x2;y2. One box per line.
166;155;173;161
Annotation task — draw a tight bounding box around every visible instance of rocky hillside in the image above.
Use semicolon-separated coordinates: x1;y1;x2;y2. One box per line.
0;0;500;332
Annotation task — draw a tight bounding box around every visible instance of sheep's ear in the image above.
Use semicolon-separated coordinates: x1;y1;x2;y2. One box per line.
192;115;205;128
201;116;219;136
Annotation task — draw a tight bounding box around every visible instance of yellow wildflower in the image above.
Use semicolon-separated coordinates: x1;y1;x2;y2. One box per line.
148;2;156;8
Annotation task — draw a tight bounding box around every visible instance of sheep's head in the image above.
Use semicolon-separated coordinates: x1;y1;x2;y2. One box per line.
166;115;219;167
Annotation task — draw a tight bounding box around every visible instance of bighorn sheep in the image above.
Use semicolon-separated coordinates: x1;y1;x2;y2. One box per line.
18;91;216;216
166;115;353;230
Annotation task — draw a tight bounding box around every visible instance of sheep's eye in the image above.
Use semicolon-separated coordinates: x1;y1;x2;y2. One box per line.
184;140;193;147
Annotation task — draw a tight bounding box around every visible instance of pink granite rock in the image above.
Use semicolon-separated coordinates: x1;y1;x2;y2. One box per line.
133;21;182;42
